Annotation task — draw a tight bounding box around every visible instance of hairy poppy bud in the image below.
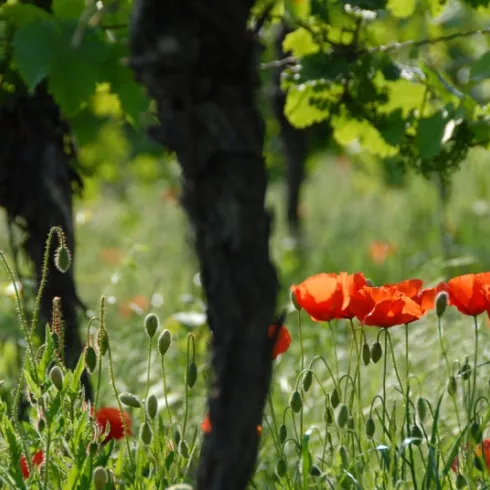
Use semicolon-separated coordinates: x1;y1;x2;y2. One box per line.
144;313;160;338
93;466;108;490
179;440;189;458
362;343;371;366
54;246;71;273
290;390;303;413
417;397;427;422
187;362;198;389
119;392;141;408
174;428;181;445
146;395;158;420
365;279;374;287
371;341;383;364
435;291;448;318
337;404;349;428
158;330;172;356
309;464;322;477
339;446;349;468
49;366;64;391
88;442;98;457
278;424;287;444
324;406;333;424
85;346;97;374
456;474;468;489
448;376;457;396
276;458;287;477
331;387;340;408
303;370;313;392
141;422;153;445
410;425;423;446
97;328;109;357
37;417;46;433
366;417;375;439
347;416;355;430
471;422;482;443
460;358;472;381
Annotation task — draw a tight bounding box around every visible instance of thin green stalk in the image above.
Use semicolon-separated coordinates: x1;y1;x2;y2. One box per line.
145;339;153;399
298;310;304;372
160;355;173;426
470;315;479;419
42;426;51;490
405;324;418;490
182;334;194;441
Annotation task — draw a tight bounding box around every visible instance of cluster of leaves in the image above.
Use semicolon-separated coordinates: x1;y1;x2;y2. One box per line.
274;0;490;183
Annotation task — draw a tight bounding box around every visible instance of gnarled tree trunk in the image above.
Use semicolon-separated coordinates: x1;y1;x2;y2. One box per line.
129;1;279;488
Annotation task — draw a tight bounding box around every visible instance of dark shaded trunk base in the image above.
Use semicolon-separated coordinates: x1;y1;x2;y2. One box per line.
0;88;91;400
130;1;279;488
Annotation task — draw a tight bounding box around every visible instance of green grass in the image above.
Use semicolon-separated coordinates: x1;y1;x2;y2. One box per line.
2;151;490;487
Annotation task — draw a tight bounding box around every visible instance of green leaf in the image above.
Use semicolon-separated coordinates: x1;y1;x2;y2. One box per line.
284;82;341;128
381;79;426;117
415;111;448;160
48;22;109;115
282;27;319;57
426;0;448;16
285;0;311;19
379;109;406;146
52;0;85;19
12;19;59;91
0;4;51;27
387;0;416;17
471;51;490;81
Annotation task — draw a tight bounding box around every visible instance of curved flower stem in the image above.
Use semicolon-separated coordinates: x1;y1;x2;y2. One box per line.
470;315;479;421
349;319;363;424
405;324;418;490
145;337;153;399
298;310;304;372
328;321;339;378
381;329;388;431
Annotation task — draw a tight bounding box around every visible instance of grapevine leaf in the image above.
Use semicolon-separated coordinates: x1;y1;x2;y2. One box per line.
379;109;406;146
0;3;50;27
282;28;319;57
415;111;448;159
12;19;59;91
52;0;85;19
285;0;311;20
48;22;109;116
387;0;416;17
471;51;490;81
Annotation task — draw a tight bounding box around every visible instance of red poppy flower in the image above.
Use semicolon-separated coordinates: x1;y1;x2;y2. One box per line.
445;273;490;316
201;413;262;435
290;272;366;322
451;439;490;473
268;325;291;360
414;283;447;313
350;284;424;328
20;450;44;479
95;407;132;443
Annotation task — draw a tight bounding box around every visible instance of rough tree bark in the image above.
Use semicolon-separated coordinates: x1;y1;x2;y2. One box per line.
0;87;91;400
129;1;279;488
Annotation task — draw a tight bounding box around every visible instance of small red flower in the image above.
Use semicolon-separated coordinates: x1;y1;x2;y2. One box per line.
451;439;490;473
369;241;397;264
20;450;44;479
201;413;262;435
350;281;425;328
290;272;366;322
445;273;490;316
95;407;132;443
268;325;291;360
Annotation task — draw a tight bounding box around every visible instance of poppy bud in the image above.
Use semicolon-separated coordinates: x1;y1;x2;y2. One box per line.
290;290;301;311
410;425;423;446
278;424;287;444
362;343;371;366
339;446;349;468
141;422;153;445
85;346;97;374
417;397;427;422
179;440;189;458
471;422;482;442
54;246;71;273
337;404;349;428
448;376;457;395
93;466;108;490
49;366;64;391
187;362;198;389
97;329;109;357
460;358;472;381
371;341;383;364
435;291;448;318
119;392;141;408
365;417;375;439
365;279;374;287
37;417;46;433
146;395;158;420
310;464;322;476
174;428;181;445
88;442;98;457
331;387;340;408
158;330;172;356
290;390;303;413
347;416;354;430
303;370;313;392
456;474;468;489
144;313;160;338
324;406;333;424
276;458;287;477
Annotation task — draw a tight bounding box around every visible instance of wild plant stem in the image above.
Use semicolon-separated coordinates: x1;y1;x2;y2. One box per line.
161;355;173;426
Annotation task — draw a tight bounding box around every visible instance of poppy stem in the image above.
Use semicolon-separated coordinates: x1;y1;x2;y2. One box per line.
382;329;388;433
470;315;479;421
298;310;304;372
160;355;173;426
